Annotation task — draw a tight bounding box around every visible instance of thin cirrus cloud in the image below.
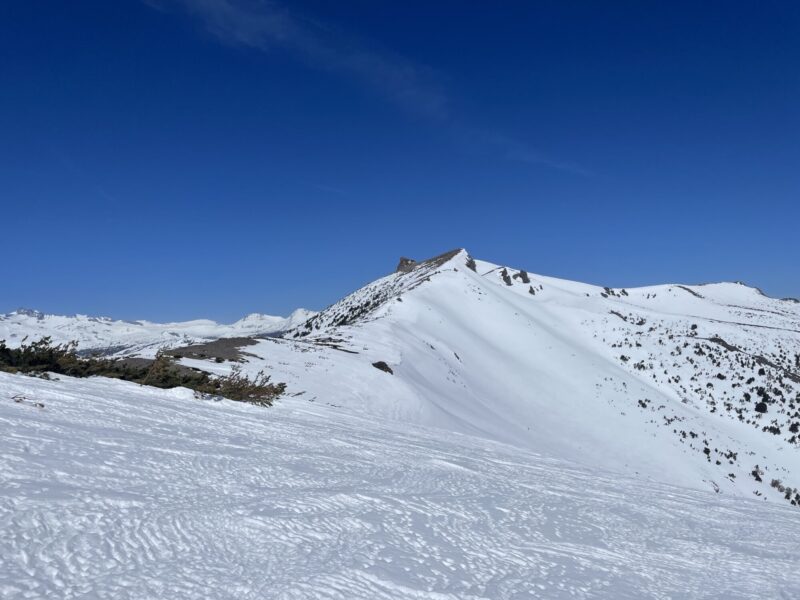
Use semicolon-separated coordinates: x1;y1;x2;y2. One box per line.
447;128;593;176
147;0;448;119
144;0;587;175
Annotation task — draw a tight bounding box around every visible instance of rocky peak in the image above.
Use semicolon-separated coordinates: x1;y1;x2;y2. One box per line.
395;257;418;273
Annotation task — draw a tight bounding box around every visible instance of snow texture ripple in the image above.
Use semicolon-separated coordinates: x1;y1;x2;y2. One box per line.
1;372;799;599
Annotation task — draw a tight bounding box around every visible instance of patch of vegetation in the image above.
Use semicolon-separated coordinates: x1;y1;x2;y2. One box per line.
0;337;285;407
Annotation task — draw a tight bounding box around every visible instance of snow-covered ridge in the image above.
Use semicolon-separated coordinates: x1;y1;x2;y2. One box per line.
219;248;800;509
3;248;800;596
0;307;315;357
2;248;800;508
292;248;465;336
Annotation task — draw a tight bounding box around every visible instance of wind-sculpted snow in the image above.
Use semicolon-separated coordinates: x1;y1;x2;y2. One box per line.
1;371;799;599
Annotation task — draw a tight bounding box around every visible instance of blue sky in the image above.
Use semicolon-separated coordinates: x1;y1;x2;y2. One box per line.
1;1;798;321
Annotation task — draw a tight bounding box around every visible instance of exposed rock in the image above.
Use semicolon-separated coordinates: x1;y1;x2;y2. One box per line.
677;285;704;299
14;308;46;320
372;361;393;374
513;269;531;284
396;257;417;273
165;337;258;362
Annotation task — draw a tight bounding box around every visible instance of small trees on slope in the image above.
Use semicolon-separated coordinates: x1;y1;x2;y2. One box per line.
0;338;285;407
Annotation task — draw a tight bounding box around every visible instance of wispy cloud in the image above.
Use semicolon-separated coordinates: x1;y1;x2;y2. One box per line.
463;130;593;176
150;0;447;119
47;143;123;207
146;0;588;175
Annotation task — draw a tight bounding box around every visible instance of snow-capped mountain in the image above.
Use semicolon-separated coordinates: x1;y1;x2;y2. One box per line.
5;249;799;508
3;248;800;597
180;249;800;508
0;307;315;357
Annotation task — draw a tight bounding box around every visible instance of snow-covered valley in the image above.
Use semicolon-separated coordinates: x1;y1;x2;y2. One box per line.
2;248;799;598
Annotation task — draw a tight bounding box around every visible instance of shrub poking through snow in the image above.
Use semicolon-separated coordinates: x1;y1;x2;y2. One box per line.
0;338;285;406
213;365;284;406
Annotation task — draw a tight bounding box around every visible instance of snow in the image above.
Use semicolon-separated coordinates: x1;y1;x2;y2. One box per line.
2;248;800;597
2;371;798;599
0;308;315;357
239;250;800;505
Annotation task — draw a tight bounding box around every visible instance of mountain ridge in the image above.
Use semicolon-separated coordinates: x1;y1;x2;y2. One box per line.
3;249;799;508
234;248;800;509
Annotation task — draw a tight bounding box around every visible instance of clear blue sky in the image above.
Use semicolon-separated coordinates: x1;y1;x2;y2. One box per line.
1;1;798;321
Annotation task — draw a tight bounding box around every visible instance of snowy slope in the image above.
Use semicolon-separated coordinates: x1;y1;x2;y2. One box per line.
2;371;799;599
0;308;315;357
192;249;800;508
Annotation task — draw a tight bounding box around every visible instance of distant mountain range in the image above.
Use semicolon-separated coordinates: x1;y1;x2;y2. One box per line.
0;307;315;357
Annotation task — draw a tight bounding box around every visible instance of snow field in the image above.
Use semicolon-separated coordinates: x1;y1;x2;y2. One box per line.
1;372;799;599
